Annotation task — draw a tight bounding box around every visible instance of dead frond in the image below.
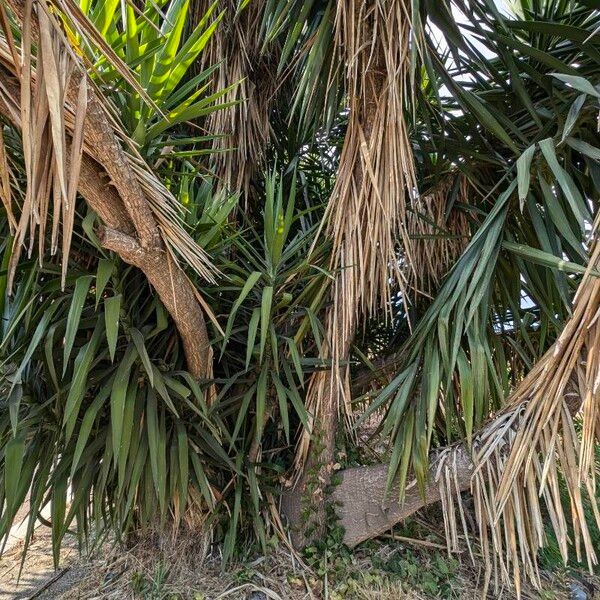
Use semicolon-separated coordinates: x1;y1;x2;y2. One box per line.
0;126;16;232
408;175;471;296
193;0;278;198
300;0;419;461
0;0;218;290
436;216;600;596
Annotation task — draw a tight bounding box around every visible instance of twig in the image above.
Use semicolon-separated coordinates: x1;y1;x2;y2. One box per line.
380;533;450;550
26;567;70;599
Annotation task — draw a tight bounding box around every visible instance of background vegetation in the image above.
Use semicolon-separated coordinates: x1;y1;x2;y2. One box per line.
0;0;599;594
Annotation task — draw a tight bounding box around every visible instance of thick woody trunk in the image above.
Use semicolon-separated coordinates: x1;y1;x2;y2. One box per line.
331;446;473;548
321;377;584;549
281;382;340;548
282;5;393;546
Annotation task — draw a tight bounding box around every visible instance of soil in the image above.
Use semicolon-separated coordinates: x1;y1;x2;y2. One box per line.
0;514;598;599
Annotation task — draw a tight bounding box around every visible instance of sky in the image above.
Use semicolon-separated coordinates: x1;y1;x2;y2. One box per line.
427;0;515;85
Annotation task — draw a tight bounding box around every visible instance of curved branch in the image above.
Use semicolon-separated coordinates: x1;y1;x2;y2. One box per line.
99;227;212;379
0;27;212;379
7;0;160;249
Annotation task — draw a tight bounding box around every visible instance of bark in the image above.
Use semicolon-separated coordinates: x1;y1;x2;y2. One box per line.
99;227;212;380
281;393;472;550
331;446;473;548
283;9;390;547
79;88;161;250
1;0;213;379
286;37;400;549
281;380;340;548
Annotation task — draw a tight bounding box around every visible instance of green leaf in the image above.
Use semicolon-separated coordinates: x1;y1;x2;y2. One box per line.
111;345;137;462
255;366;268;442
566;137;600;162
517;144;536;210
539;137;590;228
9;302;61;426
95;259;113;307
51;473;68;567
169;5;223;93
63;321;103;441
146;86;239;140
117;382;137;492
259;286;273;362
562;94;587;143
92;0;119;36
0;236;13;318
176;421;189;512
152;367;180;417
272;373;290;442
147;0;191;101
286;338;304;385
104;294;122;362
70;388;110;477
63;276;93;373
503;241;597;276
231;384;255;446
131;327;154;386
4;434;25;515
456;349;474;446
281;361;309;429
146;390;164;509
447;82;518;153
245;308;260;370
7;385;22;442
190;453;213;509
551;73;600;98
223;271;262;347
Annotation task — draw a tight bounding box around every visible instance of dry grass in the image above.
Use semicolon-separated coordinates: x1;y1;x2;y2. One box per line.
352;581;424;599
57;541;311;600
2;516;598;600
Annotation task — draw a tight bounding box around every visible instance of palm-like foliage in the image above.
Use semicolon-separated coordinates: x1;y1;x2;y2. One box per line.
0;0;599;593
373;0;600;484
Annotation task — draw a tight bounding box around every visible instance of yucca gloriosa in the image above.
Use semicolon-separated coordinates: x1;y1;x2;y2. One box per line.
0;0;599;594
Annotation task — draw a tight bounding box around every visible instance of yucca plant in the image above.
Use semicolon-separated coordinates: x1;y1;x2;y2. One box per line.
0;0;600;595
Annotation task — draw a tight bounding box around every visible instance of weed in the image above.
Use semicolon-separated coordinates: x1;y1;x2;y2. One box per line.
130;560;170;599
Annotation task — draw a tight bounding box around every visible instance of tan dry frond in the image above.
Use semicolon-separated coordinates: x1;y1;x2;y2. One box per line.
306;0;417;422
295;0;419;475
0;127;16;232
408;175;471;296
436;217;600;596
193;0;277;197
2;0;77;290
0;0;218;287
329;0;417;321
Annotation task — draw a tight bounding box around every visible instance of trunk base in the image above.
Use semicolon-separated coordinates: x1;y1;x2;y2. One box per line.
282;444;474;549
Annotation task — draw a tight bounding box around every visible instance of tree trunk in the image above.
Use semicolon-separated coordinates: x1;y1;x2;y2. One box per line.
281;382;340;548
320;374;584;549
331;446;473;548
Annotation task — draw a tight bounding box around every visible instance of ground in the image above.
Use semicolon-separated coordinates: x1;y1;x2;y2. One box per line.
1;509;597;599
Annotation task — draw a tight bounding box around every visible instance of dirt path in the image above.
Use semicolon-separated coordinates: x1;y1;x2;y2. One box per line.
0;497;91;600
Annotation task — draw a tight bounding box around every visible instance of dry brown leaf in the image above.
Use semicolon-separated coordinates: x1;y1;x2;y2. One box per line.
0;127;16;232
